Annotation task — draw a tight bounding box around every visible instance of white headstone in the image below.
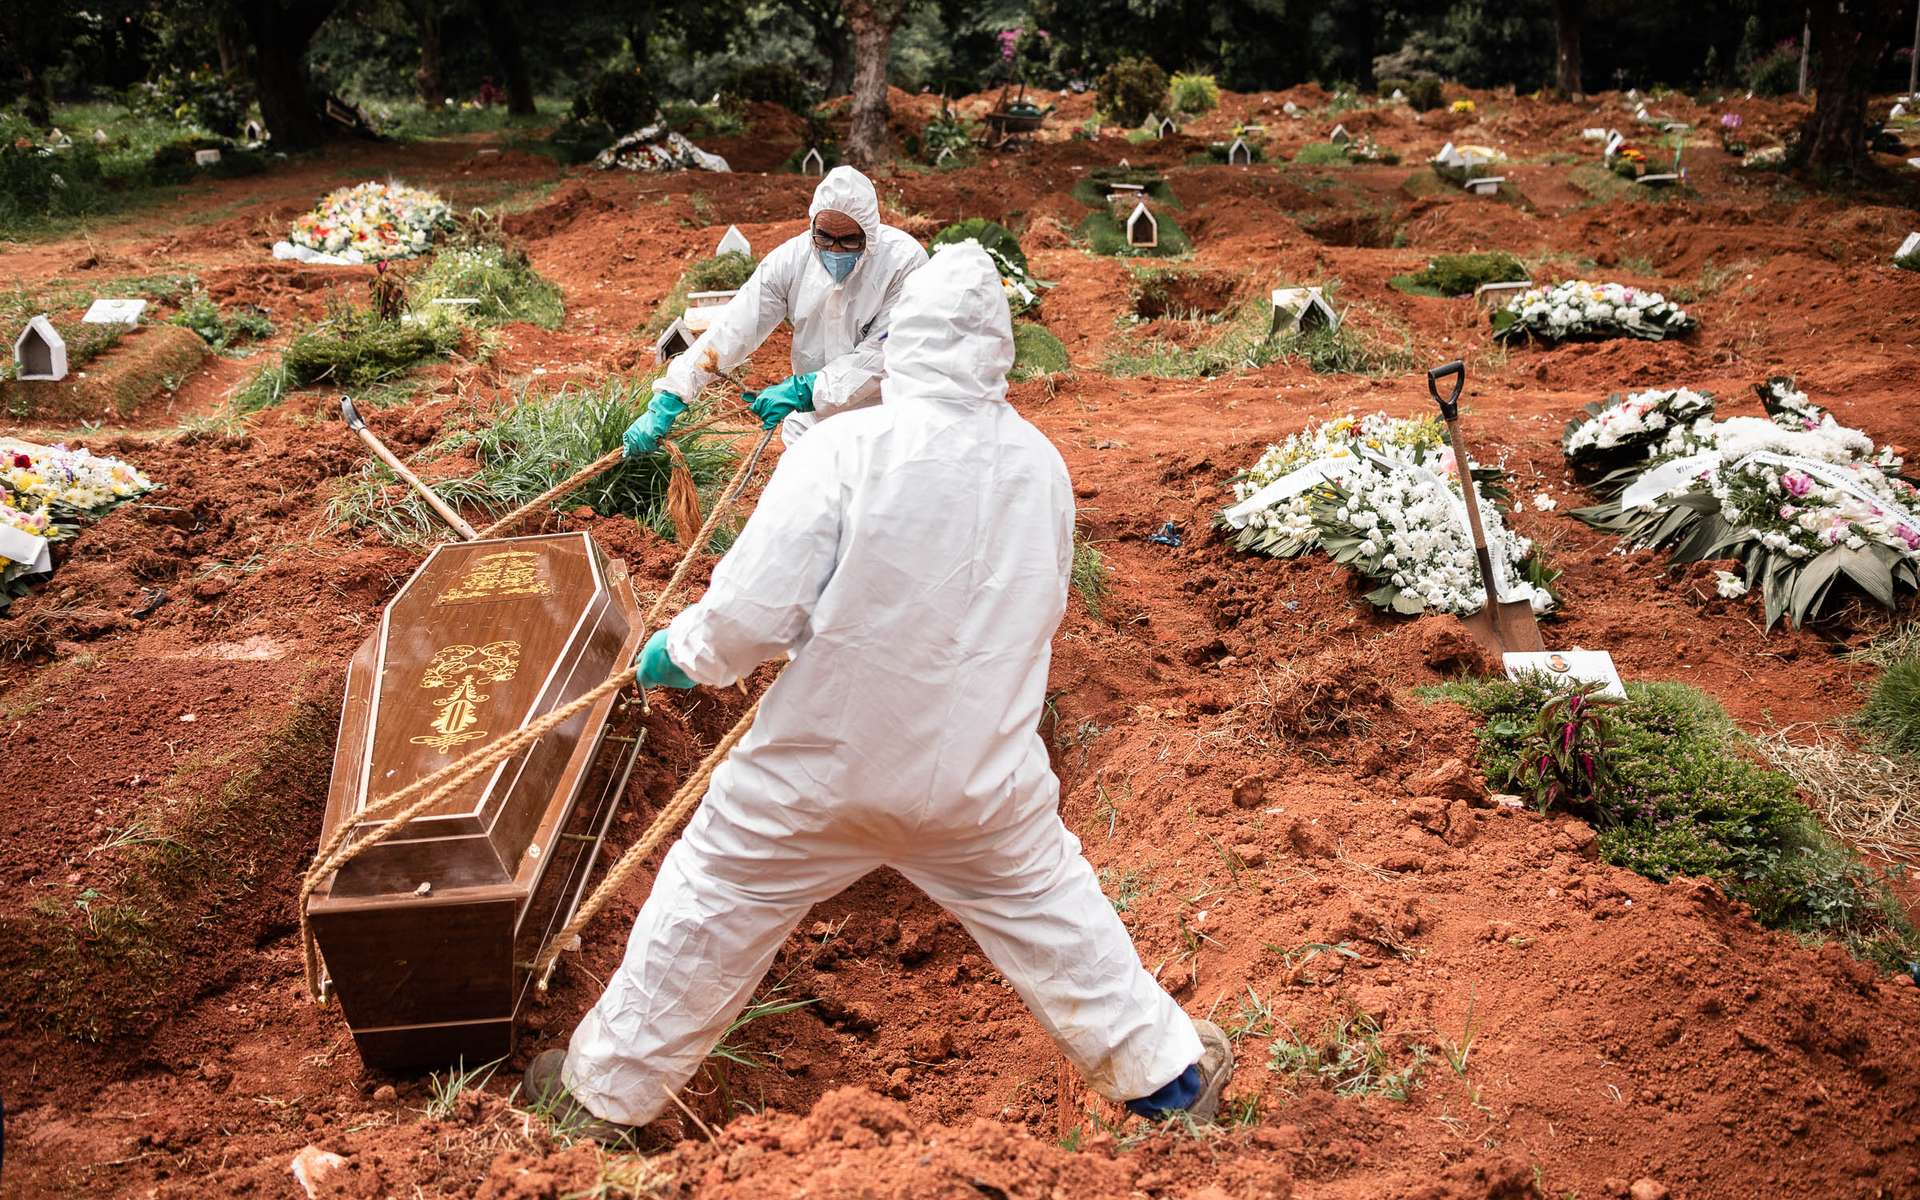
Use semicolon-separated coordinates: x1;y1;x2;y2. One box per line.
92;128;109;146
1269;286;1341;335
683;290;738;334
1626;88;1640;100
1473;280;1531;307
194;148;222;167
82;298;146;325
1282;101;1301;118
13;315;68;382
1634;173;1679;187
245;119;266;142
1125;202;1158;248
1118;157;1131;169
1227;137;1251;165
1503;650;1626;702
1894;103;1908;119
1897;232;1920;259
1604;131;1625;159
936;146;955;165
1390;88;1406;102
1329;124;1350;145
1581;127;1606;140
1467;176;1504;196
1157;116;1176;138
801;147;825;176
715;225;751;258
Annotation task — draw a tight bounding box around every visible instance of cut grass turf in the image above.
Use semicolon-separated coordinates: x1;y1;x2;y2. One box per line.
408;240;564;329
1388;251;1529;298
1076;209;1192;258
1103;296;1412;380
1011;322;1070;380
233;303;464;412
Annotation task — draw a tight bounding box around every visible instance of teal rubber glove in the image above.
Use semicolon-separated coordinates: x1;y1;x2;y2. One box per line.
746;372;817;429
635;629;696;690
623;391;686;458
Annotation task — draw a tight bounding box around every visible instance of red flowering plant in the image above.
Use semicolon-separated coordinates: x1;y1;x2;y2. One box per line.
1513;681;1616;816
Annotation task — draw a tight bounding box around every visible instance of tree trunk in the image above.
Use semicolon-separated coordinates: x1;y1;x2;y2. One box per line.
215;12;248;81
412;0;445;107
1554;0;1584;99
1800;0;1903;175
474;0;535;116
237;0;340;150
842;0;904;166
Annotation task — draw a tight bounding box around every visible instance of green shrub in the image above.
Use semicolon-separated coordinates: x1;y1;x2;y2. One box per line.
1096;56;1169;127
643;252;759;337
1747;42;1801;97
659;98;746;141
717;62;818;113
0;124;112;234
1428;676;1920;968
1011;322;1069;380
1293;142;1350;166
235;303;462;412
1389;251;1528;298
1377;77;1413;98
1405;78;1445;112
124;65;251;137
1858;658;1920;757
1168;72;1220;115
1075;209;1191;258
931;218;1028;274
1275;322;1416;377
409;238;563;329
578;70;658;133
169;292;274;352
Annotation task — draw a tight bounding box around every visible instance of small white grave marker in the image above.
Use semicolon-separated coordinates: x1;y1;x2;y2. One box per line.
92;128;109;146
1157;116;1176;138
654;318;695;363
1124;202;1158;249
13;315;68;382
1390;88;1407;102
936;146;955;165
245;119;266;142
1581;127;1606;140
1282;101;1302;118
1626;88;1640;100
1896;232;1920;260
1604;131;1625;159
1269;287;1341;336
194;148;222;167
800;147;825;176
1117;157;1131;169
1473;280;1532;307
1467;176;1504;196
1329;124;1351;145
1503;650;1627;702
1894;103;1908;119
1634;173;1680;187
1227;137;1251;165
715;225;751;258
82;298;146;325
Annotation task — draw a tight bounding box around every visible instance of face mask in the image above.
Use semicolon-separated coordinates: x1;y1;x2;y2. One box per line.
820;248;862;283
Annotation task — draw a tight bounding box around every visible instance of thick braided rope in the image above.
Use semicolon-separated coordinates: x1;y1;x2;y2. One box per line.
475;449;625;539
300;425;777;1001
529;690;768;987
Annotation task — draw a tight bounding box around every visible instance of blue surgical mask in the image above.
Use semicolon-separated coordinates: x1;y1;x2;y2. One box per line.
820;248;862;283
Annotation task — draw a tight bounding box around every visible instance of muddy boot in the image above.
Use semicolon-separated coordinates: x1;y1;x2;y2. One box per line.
522;1049;637;1145
1186;1019;1234;1121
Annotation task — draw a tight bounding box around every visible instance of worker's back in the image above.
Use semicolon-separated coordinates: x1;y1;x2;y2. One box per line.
696;242;1072;843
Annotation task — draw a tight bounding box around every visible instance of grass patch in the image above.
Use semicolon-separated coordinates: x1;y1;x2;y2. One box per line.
1071;534;1112;619
363;95;563;141
1011;322;1069;381
1076;209;1192;258
327;378;738;547
1388;251;1528;298
642;251;758;337
1268;1011;1428;1099
233;302;464;412
1292;142;1351;166
408;236;564;329
0;681;339;1041
1427;676;1920;969
1102;298;1274;378
1858;658;1920;757
1069;169;1181;211
169;291;274;353
1274;321;1416;376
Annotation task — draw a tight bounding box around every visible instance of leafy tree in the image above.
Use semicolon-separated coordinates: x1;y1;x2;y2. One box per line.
1800;0;1907;175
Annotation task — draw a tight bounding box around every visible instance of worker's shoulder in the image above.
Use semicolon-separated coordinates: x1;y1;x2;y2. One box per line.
873;225;930;263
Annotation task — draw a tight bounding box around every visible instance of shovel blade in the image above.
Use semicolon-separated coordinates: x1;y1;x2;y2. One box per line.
1456;601;1545;656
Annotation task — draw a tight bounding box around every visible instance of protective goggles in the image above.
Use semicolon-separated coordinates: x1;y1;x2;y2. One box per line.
810;224;866;252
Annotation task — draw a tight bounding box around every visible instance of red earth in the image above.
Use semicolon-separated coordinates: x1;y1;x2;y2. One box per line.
3;85;1920;1200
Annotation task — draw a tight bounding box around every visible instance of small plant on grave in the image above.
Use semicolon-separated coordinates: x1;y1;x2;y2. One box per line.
1449;99;1476;115
1897;249;1920;274
1267;1012;1428;1100
1343;135;1399;165
1071;532;1112;619
409;223;564;329
369;261;408;322
169;292;274;352
1095;56;1169;127
1293;142;1350;167
1168;72;1220;115
1718;112;1748;156
1510;681;1616;816
1389;251;1527;298
234;299;464;412
922;103;974;165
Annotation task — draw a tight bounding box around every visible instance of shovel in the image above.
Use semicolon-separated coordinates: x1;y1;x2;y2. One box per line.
1427;361;1544;656
340;395;480;541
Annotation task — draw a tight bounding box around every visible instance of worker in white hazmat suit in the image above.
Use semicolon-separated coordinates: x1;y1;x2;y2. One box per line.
621;165;928;453
525;242;1232;1138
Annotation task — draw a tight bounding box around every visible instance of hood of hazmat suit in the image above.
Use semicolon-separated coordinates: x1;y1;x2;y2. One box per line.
563;242;1200;1127
656;165;927;432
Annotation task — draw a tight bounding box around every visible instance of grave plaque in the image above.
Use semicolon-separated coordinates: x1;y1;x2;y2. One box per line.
306;531;646;1070
1896;232;1920;259
83;298;146;325
1503;650;1626;702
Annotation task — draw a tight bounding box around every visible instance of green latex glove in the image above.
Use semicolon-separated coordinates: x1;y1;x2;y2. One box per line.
745;373;817;429
623;391;686;458
635;629;696;690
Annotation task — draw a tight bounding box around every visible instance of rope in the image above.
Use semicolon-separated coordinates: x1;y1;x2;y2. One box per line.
300;424;778;1001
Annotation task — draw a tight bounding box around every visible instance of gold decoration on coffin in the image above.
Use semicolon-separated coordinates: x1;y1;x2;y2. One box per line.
435;551;552;607
410;640;522;753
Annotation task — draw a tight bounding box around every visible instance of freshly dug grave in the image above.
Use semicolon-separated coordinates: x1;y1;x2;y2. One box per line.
3;85;1920;1200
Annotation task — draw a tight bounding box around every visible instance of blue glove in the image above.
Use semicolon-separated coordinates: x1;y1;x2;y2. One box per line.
635;629;696;690
623;391;686;458
746;373;817;429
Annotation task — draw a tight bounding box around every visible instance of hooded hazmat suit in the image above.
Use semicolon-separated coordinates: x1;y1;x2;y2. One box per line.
562;241;1203;1127
656;165;928;443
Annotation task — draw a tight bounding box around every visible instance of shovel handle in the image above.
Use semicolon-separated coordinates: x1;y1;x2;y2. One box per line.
1427;360;1465;421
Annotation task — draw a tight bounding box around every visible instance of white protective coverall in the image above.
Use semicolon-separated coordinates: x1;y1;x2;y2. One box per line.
655;165;928;443
564;242;1202;1127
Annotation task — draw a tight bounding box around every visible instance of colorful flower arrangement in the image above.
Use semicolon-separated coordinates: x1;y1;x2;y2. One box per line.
1217;413;1556;617
1450;99;1477;114
1430;142;1505;187
1562;387;1716;471
1568;379;1919;628
1718;112;1747;155
1;442;156;607
1492;280;1695;344
288;181;455;262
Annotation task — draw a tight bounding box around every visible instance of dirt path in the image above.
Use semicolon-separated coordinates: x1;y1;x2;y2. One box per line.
3;87;1919;1200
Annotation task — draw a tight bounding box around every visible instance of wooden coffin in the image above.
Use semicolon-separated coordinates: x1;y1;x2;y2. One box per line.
307;531;646;1071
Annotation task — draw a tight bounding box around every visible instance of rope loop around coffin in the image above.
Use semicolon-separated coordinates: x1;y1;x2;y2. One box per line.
299;424;778;1002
